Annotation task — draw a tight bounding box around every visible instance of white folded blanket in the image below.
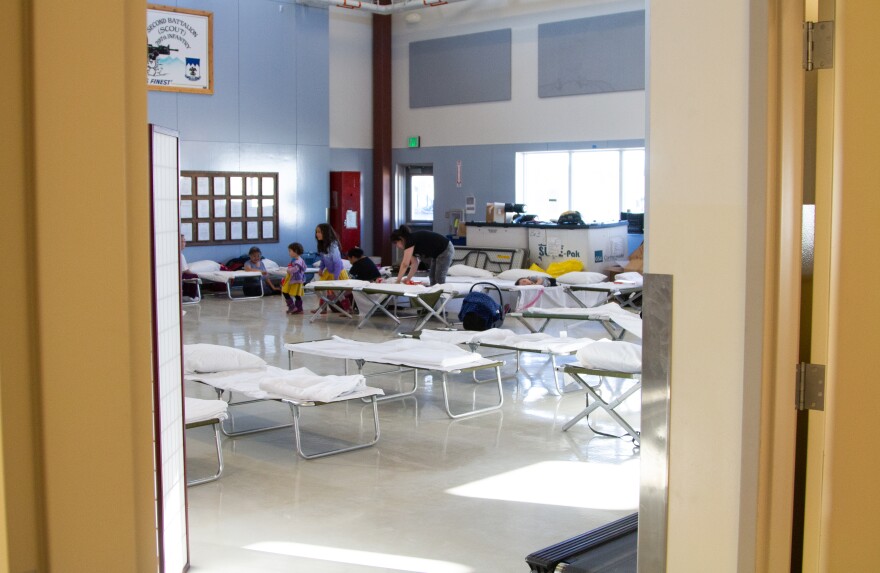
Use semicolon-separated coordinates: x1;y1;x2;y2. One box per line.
185;365;383;402
184;397;229;424
259;367;369;403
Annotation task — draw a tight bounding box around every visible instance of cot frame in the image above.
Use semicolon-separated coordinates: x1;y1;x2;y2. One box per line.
563;283;643;311
463;341;578;394
185;417;224;486
194;382;381;459
406;330;580;394
310;283;458;330
182;277;202;305
199;272;265;301
560;365;641;447
508;310;627;340
286;342;504;419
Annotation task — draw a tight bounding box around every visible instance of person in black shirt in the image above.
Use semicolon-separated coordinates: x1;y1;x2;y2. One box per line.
390;225;455;285
346;247;381;282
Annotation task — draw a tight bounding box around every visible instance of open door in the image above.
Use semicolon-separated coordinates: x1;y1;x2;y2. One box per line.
797;0;880;569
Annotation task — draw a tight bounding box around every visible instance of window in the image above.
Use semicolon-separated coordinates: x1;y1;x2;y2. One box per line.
516;148;645;223
179;171;279;245
405;165;434;223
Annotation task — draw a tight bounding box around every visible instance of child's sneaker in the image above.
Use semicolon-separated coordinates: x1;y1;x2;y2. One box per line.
290;308;303;315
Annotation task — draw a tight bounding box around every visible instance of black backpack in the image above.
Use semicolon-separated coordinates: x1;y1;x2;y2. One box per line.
458;282;505;331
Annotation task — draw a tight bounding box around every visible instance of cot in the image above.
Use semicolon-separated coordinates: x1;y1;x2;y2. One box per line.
307;279;463;330
562;273;644;311
190;266;266;300
184;397;228;486
560;366;641;446
285;336;504;419
508;302;643;340
185;363;384;459
415;328;596;393
558;338;642;446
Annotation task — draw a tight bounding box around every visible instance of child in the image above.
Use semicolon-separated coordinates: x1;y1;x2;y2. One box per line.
314;223;350;312
281;242;307;314
243;246;280;295
514;276;558;287
347;247;381;282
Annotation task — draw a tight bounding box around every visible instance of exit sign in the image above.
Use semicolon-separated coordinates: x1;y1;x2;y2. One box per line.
408;136;421;148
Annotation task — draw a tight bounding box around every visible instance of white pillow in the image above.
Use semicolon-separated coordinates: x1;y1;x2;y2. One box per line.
614;271;643;285
556;271;608;285
183;344;267;373
576;339;642;373
496;268;551;281
188;260;221;273
448;264;494;278
263;258;280;269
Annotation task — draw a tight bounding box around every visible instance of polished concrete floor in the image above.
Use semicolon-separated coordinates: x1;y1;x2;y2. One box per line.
183;292;641;572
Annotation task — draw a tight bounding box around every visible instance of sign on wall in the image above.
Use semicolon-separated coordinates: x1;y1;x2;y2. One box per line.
147;4;213;94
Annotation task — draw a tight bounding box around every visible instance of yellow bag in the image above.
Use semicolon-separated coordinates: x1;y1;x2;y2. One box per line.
544;259;584;277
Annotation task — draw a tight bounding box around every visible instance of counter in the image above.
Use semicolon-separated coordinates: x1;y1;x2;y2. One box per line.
466;221;629;272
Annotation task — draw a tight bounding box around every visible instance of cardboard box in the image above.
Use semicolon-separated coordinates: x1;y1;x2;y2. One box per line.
457;222;467;236
624;241;644;272
485;202;505;223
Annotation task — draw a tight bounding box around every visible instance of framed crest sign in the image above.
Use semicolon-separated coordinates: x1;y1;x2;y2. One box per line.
147;5;213;94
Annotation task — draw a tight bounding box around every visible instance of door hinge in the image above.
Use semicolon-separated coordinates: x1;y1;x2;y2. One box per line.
796;363;826;411
803;21;834;71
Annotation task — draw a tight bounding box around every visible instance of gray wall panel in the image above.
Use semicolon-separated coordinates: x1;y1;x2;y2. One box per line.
240;143;298;264
240;1;298;145
539;11;645;98
296;144;331;252
409;29;511;108
296;5;329;145
148;92;178;131
177;0;240;142
152;0;330;266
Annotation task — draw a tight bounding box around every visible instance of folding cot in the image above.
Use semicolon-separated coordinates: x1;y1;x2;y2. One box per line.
415;328;596;393
558;338;642;447
562;272;644;311
560;366;641;446
508;302;643;341
184;397;228;486
183;344;384;459
285;336;504;419
188;261;263;301
306;279;464;331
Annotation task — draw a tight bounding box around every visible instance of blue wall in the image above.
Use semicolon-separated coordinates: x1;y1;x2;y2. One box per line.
149;0;329;266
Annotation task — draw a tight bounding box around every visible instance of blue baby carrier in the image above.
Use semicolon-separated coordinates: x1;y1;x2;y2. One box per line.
458;282;506;331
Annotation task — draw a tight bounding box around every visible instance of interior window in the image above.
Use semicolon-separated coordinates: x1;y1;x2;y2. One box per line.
517;148;645;223
406;165;434;223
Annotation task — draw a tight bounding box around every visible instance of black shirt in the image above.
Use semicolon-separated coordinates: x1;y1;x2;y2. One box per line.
406;231;450;259
349;257;381;282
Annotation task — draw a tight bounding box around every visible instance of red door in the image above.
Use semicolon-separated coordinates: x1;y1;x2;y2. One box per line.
329;171;361;254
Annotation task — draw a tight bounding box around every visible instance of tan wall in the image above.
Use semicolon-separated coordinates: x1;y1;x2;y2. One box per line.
647;0;759;569
2;1;157;570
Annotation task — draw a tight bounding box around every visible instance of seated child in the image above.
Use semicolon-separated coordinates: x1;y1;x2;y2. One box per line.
243;246;280;295
347;247;381;282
